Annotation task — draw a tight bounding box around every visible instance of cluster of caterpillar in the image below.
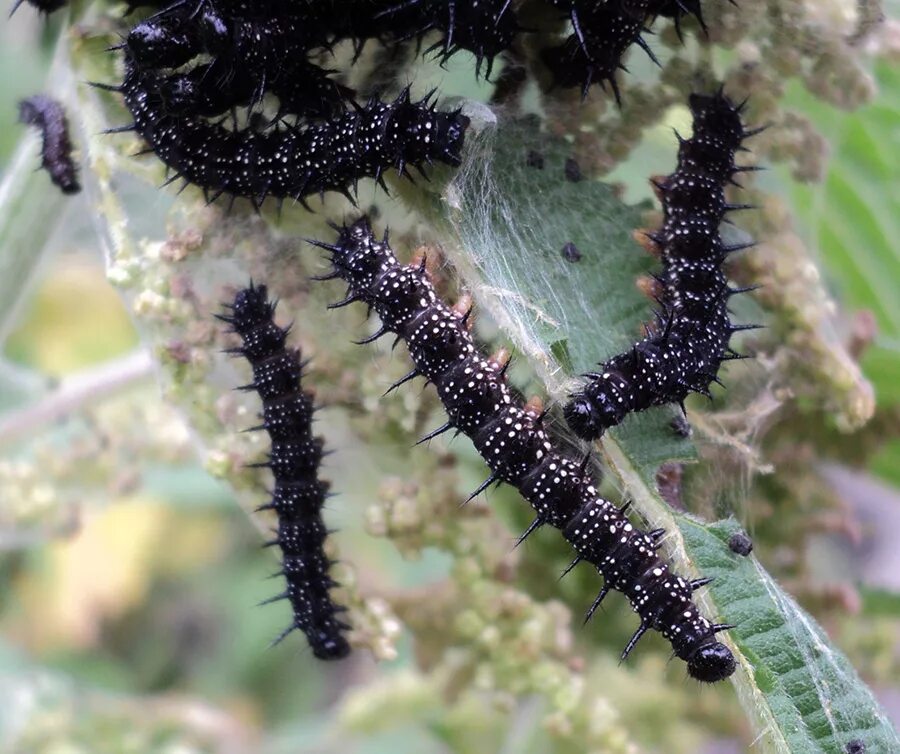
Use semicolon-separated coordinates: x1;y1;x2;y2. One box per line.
218;283;350;660
20;0;745;681
100;0;526;206
564;89;760;441
89;0;716;204
309;217;736;683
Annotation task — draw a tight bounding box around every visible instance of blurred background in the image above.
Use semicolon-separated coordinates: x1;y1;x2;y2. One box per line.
1;3;899;754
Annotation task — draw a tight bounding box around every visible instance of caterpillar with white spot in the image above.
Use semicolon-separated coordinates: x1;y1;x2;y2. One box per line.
311;217;736;683
114;50;468;207
218;283;351;660
563;89;760;441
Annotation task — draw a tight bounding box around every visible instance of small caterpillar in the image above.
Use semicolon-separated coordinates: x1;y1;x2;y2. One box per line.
114;51;469;207
311;217;736;683
129;1;517;82
218;283;350;660
18;95;81;195
563;89;760;441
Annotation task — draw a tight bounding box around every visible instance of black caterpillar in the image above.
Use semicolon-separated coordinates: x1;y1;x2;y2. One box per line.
107;0;723;203
130;0;518;78
114;50;468;207
311;217;736;683
218;283;350;660
18;95;81;195
563;89;759;441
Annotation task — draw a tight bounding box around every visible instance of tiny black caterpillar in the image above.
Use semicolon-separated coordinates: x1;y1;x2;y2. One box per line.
218;283;350;660
564;89;760;441
312;217;736;682
18;95;81;195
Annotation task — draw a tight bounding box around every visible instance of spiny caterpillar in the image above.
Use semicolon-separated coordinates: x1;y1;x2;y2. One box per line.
18;95;81;195
114;51;468;208
564;89;760;442
311;217;736;683
105;0;723;203
218;283;351;660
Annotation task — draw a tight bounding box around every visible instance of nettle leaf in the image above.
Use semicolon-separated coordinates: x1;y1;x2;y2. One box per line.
431;113;900;754
687;519;899;754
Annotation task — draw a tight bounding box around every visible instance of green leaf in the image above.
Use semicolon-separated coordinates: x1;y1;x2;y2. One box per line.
684;519;900;754
436;114;898;753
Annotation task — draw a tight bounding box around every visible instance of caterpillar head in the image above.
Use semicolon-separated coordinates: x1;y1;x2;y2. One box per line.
687;641;736;683
564;392;616;440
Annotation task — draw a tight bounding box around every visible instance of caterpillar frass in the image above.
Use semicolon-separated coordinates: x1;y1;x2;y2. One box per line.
563;89;760;442
218;283;351;660
18;95;81;195
114;51;469;207
728;531;753;556
311;217;736;683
